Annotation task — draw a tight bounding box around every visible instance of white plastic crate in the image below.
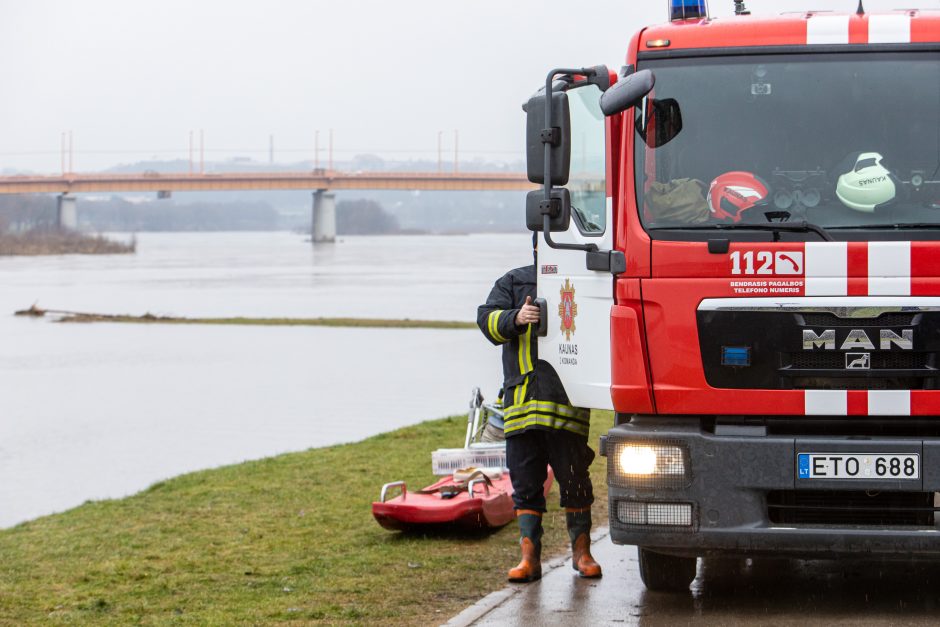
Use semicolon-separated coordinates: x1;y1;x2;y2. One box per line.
431;445;507;476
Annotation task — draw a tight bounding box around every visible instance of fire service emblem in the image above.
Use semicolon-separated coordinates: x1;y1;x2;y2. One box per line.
558;278;578;341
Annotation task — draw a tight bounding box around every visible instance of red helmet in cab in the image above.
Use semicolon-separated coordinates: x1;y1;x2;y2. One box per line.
707;171;770;222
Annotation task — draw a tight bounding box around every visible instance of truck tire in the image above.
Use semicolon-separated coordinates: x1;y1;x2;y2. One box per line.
637;548;697;592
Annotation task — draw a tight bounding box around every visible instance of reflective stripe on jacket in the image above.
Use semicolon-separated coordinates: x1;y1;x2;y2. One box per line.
476;264;589;439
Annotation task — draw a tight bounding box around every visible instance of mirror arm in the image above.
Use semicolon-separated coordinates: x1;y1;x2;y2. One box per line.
542;214;598;252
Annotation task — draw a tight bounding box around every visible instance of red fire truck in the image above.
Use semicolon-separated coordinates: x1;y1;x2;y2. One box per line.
527;0;940;591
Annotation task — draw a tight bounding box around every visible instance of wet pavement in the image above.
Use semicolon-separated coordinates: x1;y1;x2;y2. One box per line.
448;530;940;626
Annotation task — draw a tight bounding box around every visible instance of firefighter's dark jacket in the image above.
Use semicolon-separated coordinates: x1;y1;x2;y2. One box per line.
477;265;590;438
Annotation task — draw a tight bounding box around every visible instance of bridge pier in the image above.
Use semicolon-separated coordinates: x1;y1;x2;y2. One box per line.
57;194;77;230
312;190;336;243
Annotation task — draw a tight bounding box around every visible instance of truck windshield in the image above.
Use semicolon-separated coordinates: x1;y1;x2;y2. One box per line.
635;53;940;239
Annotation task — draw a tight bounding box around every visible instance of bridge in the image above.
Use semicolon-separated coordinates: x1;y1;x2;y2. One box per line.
0;170;535;242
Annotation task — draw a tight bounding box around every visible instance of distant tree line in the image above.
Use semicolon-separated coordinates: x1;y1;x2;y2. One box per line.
0;194;402;234
336;199;399;235
78;197;280;231
0;195;57;232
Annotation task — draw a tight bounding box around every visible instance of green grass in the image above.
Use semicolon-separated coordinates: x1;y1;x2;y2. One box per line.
0;412;613;625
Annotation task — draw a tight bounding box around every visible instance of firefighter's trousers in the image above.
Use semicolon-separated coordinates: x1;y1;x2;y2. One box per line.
506;428;595;512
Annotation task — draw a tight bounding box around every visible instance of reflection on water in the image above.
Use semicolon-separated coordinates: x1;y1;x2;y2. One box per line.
635;556;940;626
0;232;531;527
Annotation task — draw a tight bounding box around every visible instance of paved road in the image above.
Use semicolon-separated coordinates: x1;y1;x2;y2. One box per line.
448;531;940;626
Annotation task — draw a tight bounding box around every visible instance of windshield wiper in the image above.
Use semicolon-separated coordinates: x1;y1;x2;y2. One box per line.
650;221;833;241
828;223;940;230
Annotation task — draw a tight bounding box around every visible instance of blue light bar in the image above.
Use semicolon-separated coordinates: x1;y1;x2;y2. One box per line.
671;0;709;21
721;346;751;367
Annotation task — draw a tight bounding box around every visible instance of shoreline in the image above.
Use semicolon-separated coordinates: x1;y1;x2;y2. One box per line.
15;305;476;329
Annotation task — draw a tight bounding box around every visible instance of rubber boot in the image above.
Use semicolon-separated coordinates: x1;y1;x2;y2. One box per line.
508;510;543;583
566;507;602;578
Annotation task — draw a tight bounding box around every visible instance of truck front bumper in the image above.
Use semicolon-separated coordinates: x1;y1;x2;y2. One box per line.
604;417;940;559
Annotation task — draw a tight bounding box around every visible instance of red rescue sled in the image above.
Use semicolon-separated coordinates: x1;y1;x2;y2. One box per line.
372;470;554;531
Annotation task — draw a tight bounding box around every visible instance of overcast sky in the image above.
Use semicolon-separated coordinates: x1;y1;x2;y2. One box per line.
0;0;936;173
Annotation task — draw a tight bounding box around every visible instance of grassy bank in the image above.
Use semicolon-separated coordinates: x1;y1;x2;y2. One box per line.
14;306;476;330
0;412;613;625
0;231;135;256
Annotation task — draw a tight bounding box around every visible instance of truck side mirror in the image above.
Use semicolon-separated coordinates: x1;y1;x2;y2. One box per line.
526;188;570;232
525;91;571;186
599;69;655;116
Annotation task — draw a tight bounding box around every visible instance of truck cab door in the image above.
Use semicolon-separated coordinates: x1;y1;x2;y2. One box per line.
537;84;615;411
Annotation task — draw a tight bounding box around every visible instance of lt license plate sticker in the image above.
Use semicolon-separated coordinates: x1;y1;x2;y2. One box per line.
797;453;919;480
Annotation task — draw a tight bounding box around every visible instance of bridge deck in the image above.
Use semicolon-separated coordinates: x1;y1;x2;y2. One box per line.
0;171;536;194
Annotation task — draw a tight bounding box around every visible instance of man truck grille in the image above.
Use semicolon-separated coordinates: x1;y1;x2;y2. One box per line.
785;352;929;370
696;308;940;390
798;313;918;327
767;490;937;526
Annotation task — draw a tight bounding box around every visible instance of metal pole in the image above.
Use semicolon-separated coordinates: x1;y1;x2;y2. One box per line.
68;130;73;174
189;130;194;174
453;129;458;173
437;131;443;173
60;132;66;175
315;130;320;170
329;128;333;171
269;134;274;164
200;129;205;174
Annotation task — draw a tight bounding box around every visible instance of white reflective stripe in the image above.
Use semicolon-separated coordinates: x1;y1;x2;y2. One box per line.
868;241;911;296
869;277;910;295
806;15;849;45
805;242;847;295
868;390;910;416
805;242;847;276
805;390;847;416
804;278;850;296
868;14;911;43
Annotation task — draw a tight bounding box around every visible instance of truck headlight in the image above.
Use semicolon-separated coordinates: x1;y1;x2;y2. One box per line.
608;441;690;489
619;444;684;476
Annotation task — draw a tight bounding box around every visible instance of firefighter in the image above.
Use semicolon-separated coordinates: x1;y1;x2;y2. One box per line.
477;245;601;583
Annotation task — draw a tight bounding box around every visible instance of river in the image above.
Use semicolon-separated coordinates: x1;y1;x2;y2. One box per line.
0;232;532;528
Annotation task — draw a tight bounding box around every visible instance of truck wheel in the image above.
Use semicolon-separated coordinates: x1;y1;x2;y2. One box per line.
637;548;697;592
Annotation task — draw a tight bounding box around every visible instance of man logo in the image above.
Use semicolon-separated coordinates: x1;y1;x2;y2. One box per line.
803;329;913;351
846;353;870;370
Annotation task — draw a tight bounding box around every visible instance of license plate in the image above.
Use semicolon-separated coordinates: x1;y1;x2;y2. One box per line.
797;453;919;480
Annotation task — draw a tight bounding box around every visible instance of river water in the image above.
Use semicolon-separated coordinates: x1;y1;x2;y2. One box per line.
0;232;531;528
